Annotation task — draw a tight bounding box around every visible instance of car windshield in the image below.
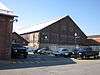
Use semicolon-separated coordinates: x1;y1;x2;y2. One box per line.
62;49;68;51
74;48;85;52
12;44;23;47
84;47;92;51
58;48;68;51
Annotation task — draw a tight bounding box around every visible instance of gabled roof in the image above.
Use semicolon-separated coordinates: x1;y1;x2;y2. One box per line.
12;32;29;43
20;15;87;38
0;2;16;16
20;16;66;34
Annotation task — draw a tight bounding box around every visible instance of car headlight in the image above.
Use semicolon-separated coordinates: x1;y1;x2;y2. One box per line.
79;53;82;55
72;52;74;54
14;50;17;52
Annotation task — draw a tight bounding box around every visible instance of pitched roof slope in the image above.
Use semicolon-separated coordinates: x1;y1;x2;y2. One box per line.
12;32;29;43
19;16;66;34
20;15;87;38
0;2;16;16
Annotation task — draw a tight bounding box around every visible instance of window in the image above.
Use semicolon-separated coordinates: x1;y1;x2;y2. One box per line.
41;32;49;41
62;49;67;51
61;25;67;32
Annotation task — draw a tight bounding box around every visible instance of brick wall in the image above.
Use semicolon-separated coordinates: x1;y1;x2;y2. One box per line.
0;15;13;60
39;16;87;45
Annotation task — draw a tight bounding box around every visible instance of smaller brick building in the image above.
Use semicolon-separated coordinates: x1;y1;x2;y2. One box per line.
86;35;100;51
88;35;100;43
12;32;29;46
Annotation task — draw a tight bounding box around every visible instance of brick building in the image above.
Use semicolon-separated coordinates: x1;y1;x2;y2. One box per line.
88;35;100;43
86;35;100;51
12;32;29;45
0;2;17;59
21;16;87;51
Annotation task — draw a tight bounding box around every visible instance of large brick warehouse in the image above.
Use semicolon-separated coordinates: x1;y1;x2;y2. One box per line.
0;2;17;59
21;16;87;51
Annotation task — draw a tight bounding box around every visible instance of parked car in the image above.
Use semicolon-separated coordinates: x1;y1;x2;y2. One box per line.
11;44;28;59
53;48;72;57
25;46;38;52
72;47;99;59
37;48;50;55
25;46;34;52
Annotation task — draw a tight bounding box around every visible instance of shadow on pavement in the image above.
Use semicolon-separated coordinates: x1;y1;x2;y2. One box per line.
0;54;76;70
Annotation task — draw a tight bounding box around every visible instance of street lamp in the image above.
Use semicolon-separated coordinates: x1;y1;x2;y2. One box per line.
44;35;48;39
74;33;77;49
10;18;18;23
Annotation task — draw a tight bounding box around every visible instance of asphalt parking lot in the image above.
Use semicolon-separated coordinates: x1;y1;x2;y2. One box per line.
0;54;100;75
0;54;76;70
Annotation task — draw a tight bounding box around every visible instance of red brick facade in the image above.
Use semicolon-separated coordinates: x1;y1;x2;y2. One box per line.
86;35;100;46
0;15;14;60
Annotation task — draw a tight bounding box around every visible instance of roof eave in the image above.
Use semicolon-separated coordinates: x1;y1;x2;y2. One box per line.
20;30;40;35
0;13;18;17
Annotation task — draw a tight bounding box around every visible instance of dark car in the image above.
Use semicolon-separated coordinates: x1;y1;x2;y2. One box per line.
73;47;99;59
53;48;73;57
11;44;28;59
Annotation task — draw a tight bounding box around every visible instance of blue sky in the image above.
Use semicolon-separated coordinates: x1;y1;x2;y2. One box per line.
1;0;100;35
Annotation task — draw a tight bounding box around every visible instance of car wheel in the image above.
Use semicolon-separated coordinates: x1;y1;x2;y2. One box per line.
94;55;99;59
23;55;27;58
81;55;86;59
63;55;68;58
55;54;58;56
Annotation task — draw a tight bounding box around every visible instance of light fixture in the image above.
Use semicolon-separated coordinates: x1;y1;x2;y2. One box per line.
74;33;77;37
10;18;18;23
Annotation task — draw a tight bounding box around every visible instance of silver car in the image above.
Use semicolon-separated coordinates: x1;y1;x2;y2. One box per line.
53;48;72;57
